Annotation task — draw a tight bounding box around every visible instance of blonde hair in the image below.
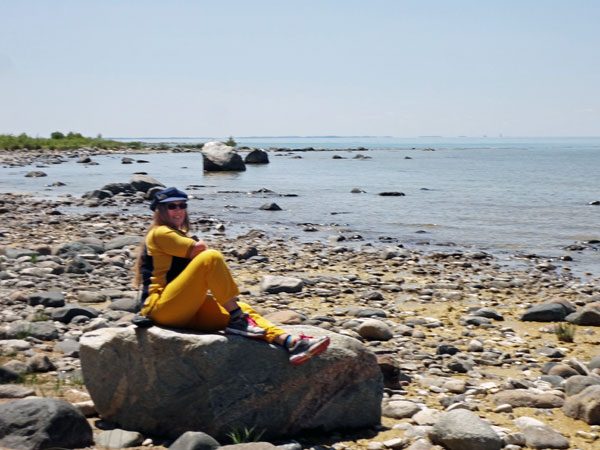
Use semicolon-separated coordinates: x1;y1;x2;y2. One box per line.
132;203;191;288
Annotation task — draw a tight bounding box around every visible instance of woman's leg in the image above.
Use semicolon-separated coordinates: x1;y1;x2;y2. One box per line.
149;249;240;328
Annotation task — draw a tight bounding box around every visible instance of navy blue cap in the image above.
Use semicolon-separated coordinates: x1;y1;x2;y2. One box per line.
150;187;188;211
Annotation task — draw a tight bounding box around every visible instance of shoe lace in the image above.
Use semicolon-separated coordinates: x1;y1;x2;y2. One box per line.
297;334;313;340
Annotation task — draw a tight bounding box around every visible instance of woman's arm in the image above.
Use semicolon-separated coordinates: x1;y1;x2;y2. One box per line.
188;239;209;259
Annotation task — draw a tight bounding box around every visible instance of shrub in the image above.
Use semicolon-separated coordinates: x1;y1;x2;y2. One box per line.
224;136;237;147
555;322;576;343
50;131;65;139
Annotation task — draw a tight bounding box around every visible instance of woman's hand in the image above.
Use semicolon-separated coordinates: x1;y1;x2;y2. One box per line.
189;239;208;258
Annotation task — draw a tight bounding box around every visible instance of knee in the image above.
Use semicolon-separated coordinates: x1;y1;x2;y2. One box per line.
198;248;224;263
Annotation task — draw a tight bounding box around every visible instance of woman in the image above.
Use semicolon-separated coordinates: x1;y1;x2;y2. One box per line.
133;187;329;366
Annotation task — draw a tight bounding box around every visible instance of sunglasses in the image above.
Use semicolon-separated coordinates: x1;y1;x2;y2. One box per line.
166;203;188;210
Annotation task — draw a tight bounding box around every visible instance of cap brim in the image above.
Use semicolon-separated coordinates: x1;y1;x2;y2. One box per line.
159;196;188;203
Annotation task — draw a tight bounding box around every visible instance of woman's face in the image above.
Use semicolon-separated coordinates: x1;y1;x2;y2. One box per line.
165;201;187;228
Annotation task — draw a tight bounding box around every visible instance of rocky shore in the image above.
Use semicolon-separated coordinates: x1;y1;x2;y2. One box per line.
1;153;600;450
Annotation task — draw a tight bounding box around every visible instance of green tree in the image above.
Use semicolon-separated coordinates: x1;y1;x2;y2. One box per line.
224;136;237;147
51;131;65;139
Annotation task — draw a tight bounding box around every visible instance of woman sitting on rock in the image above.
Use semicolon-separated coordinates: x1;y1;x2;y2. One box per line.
133;186;329;366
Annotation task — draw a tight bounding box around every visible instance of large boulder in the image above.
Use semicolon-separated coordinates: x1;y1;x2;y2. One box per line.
563;384;600;424
244;149;269;164
429;409;502;450
80;325;382;441
202;141;246;172
129;174;164;193
0;398;93;450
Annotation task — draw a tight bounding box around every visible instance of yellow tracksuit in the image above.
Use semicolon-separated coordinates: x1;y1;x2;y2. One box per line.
139;225;285;342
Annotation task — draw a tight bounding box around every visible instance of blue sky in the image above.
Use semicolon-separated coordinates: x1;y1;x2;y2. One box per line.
1;1;598;138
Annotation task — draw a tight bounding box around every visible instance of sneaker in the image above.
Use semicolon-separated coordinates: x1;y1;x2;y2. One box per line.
288;334;330;366
225;313;267;338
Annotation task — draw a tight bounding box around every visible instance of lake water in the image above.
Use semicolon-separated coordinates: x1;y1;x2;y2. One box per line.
2;136;599;278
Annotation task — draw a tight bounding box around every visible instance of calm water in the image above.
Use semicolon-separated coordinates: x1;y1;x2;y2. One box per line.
2;137;599;277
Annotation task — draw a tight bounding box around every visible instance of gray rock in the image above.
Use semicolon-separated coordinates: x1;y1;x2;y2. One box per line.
471;307;504;321
590;355;600;370
96;429;145;448
348;307;387;318
55;339;80;357
429;409;502;450
260;275;303;294
521;425;569;449
80;325;382;441
446;356;473;373
566;305;600;326
27;354;56;372
0;367;19;383
130;174;164;193
57;241;105;256
82;189;112;200
28;290;65;307
382;400;421;419
101;182;135;195
202;141;246;172
0;398;93;450
169;431;221;450
2;360;27;374
520;303;568;322
244;149;269;164
51;305;100;323
563;384;600;424
65;255;94;273
564;375;600;396
260;202;282;211
492;389;564;408
6;321;60;341
78;290;108;303
357;319;393;341
106;235;142;250
108;297;140;312
0;385;35;398
25;171;47;177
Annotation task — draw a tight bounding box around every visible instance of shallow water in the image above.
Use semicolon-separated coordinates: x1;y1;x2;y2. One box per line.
2;137;599;278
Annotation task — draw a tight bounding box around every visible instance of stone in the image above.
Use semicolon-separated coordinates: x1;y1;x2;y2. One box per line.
105;235;142;250
562;384;600;424
27;354;56;372
65;255;94;273
429;409;502;450
202;141;246;172
260;202;282;211
0;367;19;383
0;385;35;398
96;429;145;448
263;310;304;325
0;398;93;450
28;290;65;307
521;425;569;449
357;319;393;341
51;304;100;323
80;325;382;441
130;174;165;193
168;431;221;450
25;171;47;177
520;303;568;322
260;275;304;294
382;400;421;419
244;149;270;164
566;305;600;326
564;375;600;397
6;321;60;341
492;389;564;408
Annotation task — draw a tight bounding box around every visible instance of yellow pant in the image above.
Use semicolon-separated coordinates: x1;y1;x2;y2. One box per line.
142;249;286;343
